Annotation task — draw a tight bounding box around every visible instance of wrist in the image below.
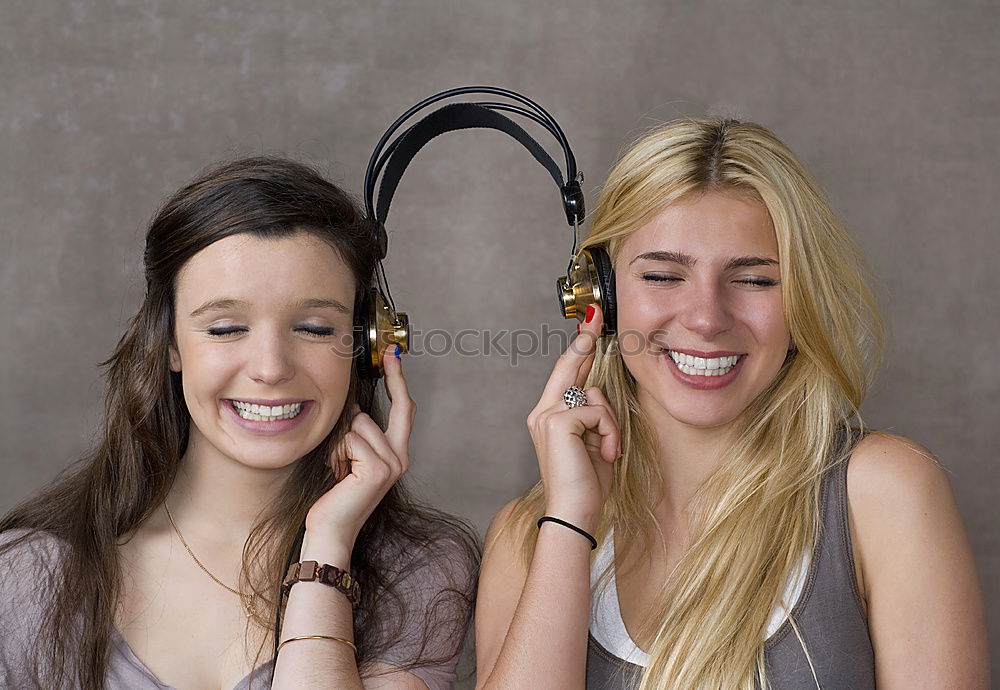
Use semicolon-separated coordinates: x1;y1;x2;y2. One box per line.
282;560;361;607
537;516;598;550
299;531;353;571
542;503;600;535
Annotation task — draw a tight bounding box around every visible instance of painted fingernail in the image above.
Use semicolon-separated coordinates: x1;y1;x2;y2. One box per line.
394;344;401;359
576;324;581;334
585;304;596;323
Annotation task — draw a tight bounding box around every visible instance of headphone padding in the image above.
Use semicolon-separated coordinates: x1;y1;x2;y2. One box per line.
589;247;617;334
353;286;375;379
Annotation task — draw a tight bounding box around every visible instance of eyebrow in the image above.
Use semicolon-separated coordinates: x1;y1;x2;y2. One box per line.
188;297;352;319
629;251;778;270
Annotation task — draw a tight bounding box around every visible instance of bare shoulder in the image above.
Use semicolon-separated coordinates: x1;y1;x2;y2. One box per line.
846;431;951;513
482;496;543;582
846;431;957;599
483;498;529;559
845;432;990;688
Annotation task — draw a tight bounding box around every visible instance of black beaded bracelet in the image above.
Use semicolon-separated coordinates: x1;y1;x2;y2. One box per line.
537;516;598;550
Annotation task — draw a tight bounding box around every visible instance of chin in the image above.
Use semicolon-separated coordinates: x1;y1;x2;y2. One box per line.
637;383;747;431
219;437;321;471
664;405;743;430
230;450;304;471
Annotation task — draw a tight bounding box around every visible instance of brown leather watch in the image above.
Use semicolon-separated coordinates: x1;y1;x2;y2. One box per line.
281;560;361;606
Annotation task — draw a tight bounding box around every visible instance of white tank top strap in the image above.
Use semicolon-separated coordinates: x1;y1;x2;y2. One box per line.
589;529;651;666
588;527;810;668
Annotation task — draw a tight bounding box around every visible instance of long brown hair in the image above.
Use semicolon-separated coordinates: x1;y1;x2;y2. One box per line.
0;157;479;688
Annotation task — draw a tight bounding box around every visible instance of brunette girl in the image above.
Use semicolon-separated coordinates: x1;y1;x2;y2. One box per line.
0;157;478;689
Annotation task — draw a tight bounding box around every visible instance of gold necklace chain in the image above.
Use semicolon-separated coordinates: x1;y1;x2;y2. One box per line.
163;501;256;618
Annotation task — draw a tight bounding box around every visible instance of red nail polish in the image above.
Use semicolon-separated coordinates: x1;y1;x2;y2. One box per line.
585;304;596;323
576;324;581;334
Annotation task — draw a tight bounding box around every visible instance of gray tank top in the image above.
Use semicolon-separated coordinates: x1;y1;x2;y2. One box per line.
586;435;875;689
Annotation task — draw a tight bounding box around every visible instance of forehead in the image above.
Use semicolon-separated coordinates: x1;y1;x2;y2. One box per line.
173;231;355;308
620;191;777;259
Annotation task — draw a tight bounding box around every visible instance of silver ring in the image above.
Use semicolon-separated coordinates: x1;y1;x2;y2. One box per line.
563;386;589;409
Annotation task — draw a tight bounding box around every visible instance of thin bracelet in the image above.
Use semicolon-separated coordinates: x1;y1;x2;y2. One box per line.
277;635;357;656
537;516;598;550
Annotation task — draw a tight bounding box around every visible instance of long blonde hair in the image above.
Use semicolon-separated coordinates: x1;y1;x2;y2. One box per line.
509;119;883;688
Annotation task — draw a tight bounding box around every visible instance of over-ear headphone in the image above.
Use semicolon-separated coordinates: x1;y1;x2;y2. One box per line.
275;86;611;658
557;245;617;335
363;85;616;341
351;281;408;380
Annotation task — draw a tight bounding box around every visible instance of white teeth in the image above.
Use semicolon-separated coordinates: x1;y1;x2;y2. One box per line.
667;351;740;377
231;401;304;422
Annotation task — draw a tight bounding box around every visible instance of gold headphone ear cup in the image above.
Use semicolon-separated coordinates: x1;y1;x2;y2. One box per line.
367;288;410;378
557;248;616;335
557;251;597;321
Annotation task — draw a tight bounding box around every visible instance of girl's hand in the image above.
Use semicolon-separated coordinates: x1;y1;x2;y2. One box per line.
526;305;620;534
301;345;414;565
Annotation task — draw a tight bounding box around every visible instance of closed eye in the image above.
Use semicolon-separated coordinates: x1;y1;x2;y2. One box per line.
641;274;681;283
735;277;779;287
204;325;337;338
206;326;247;337
296;325;336;337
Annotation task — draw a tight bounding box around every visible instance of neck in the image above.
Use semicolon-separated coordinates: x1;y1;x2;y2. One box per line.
637;391;741;522
165;430;295;543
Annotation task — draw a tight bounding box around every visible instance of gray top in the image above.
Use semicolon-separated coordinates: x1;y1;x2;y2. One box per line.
586;435;875;689
0;526;474;689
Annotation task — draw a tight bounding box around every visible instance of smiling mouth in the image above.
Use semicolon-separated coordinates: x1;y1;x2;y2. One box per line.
665;350;742;377
228;400;306;422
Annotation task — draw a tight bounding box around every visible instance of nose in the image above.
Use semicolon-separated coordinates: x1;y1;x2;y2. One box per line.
677;280;734;340
247;330;295;385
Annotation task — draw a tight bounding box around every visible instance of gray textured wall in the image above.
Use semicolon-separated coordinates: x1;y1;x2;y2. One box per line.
2;0;997;683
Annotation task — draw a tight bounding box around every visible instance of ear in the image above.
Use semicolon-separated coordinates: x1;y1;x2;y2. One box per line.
169;343;182;372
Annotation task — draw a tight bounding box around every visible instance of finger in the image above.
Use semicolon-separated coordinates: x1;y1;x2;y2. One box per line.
575;350;597;388
337;430;396;485
584;387;622;462
546;403;621;464
350;410;404;476
327;452;350;481
539;304;605;403
381;344;415;461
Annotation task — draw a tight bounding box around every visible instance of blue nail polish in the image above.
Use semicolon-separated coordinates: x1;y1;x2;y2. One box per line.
394;344;401;359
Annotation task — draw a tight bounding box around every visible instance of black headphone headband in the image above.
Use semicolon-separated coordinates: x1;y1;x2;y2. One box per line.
363;85;586;260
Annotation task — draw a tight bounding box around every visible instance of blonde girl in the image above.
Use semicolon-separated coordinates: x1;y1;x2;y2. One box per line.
475;119;988;689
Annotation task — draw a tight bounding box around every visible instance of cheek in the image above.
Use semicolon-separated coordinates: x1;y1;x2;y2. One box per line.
615;283;671;332
178;344;241;404
187;343;235;370
303;350;353;402
742;296;790;351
